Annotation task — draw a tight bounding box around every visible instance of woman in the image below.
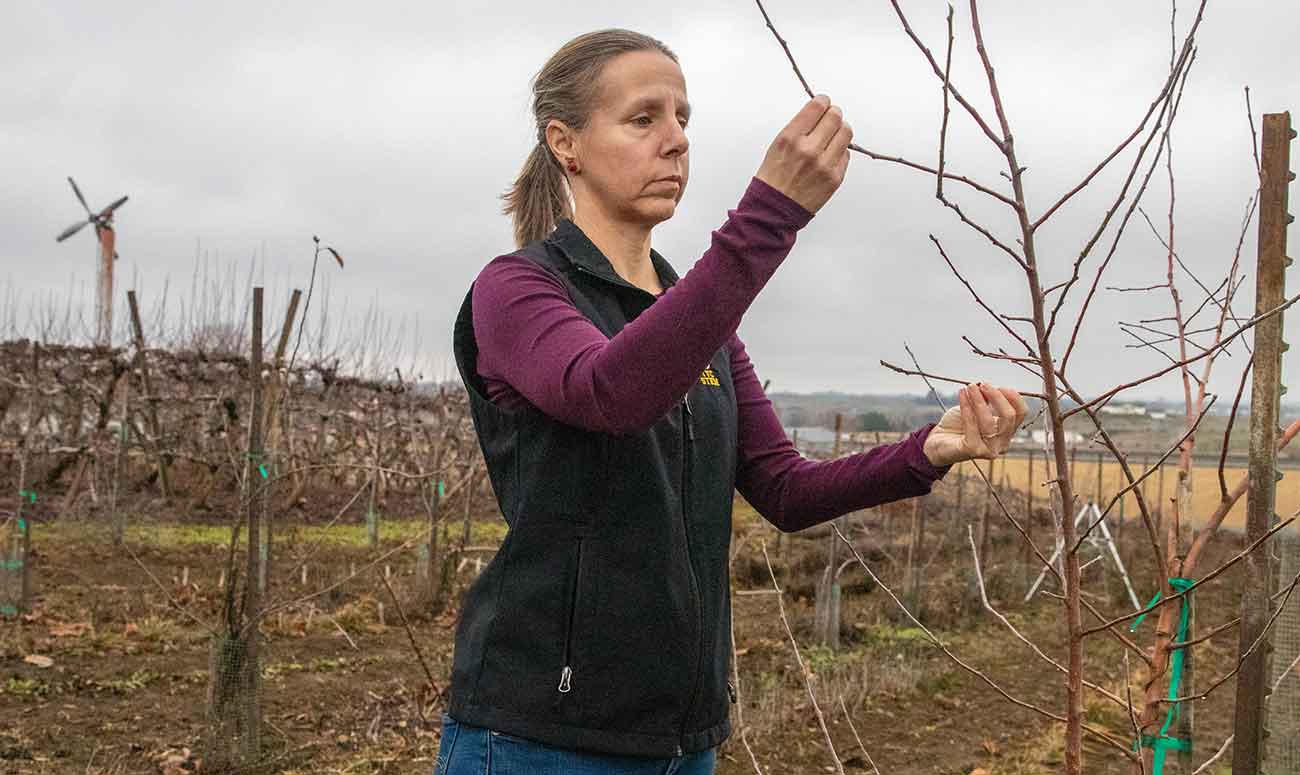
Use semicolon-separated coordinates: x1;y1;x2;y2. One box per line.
441;28;1026;775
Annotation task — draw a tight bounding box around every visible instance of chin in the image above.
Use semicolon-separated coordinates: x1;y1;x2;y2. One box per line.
642;197;679;224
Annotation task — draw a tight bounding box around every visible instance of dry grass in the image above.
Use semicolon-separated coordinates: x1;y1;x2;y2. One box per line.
951;456;1300;534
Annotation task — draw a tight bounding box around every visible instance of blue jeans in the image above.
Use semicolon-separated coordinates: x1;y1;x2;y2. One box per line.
434;713;718;775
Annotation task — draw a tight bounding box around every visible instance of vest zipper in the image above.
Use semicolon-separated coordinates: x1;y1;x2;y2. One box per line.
677;393;704;753
557;536;585;694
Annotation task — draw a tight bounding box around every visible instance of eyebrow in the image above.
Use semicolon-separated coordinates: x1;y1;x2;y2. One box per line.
627;95;691;120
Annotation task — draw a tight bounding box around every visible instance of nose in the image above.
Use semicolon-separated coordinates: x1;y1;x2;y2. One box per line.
664;119;689;157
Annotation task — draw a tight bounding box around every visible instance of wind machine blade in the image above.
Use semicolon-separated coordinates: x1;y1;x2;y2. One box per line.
56;218;92;242
67;176;92;215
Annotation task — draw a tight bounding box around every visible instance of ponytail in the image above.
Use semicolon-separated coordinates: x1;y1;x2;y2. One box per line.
500;140;572;250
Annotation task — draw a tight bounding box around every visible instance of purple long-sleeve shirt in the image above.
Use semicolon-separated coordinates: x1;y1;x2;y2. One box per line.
471;176;949;532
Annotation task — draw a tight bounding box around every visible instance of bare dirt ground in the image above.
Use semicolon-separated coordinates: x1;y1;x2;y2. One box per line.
0;495;1251;775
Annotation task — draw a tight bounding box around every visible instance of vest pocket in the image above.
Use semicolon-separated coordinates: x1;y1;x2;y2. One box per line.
557;535;585;696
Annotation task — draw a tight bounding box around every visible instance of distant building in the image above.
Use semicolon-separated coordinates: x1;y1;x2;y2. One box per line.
783;425;838;451
1029;429;1086;448
1100;403;1147;416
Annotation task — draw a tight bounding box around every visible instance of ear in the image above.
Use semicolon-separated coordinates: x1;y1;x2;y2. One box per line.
544;119;578;167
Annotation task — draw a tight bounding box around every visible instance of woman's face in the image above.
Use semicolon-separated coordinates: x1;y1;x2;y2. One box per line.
550;50;690;227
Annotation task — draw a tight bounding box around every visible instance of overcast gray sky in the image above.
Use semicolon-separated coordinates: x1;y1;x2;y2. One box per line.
3;0;1297;403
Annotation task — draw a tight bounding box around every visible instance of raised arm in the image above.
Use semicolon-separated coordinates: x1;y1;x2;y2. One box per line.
472;176;813;434
729;331;951;533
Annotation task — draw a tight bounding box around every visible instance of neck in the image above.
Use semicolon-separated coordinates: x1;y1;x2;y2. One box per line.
571;199;659;292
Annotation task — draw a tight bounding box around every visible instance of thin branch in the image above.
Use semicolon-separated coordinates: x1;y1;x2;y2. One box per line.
1064;290;1300;420
1071;394;1214;552
1033;0;1207;229
378;571;437;689
759;540;845;775
879;359;1045;399
838;695;882;775
1162;566;1300;704
1124;652;1148;775
936;4;955;199
969;525;1127;707
1056;48;1198;370
1082;513;1297;637
1192;647;1300;774
1245;85;1261;177
1219;354;1252;501
883;0;1006;149
753;0;1016;208
831;523;1135;756
932;235;1037;356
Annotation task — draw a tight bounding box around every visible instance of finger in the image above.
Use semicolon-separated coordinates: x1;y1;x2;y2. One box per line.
981;383;1017;437
938;404;962;431
968;381;997;436
823;117;853;155
983;387;1017;454
1001;386;1028;426
805;103;844;152
786;94;832;138
959;386;982;456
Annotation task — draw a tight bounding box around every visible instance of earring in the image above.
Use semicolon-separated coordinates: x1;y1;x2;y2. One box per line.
567;159;579;174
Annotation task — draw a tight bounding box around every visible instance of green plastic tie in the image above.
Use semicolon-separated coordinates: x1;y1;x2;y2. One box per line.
438;480;445;498
17;519;26;532
0;605;17;617
245;452;269;479
18;489;35;503
1131;577;1195;775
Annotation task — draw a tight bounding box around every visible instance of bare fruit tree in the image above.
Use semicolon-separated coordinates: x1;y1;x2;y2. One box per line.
750;2;1298;773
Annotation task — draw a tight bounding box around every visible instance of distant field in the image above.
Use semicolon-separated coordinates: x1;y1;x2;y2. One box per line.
949;454;1300;534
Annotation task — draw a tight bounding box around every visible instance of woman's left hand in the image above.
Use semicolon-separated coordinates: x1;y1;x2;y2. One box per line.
922;382;1028;468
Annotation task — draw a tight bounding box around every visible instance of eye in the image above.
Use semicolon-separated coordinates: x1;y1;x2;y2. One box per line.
634;116;653;126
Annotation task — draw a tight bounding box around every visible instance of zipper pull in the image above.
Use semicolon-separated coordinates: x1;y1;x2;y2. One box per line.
558;665;573;693
727;680;737;704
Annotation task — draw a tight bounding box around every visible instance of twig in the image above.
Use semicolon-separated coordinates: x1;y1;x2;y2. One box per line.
1191;649;1300;774
829;524;1134;755
936;4;954;199
1071;395;1214;552
1219;354;1252;501
1082;513;1297;637
932;236;1037;356
1032;0;1207;230
378;570;437;689
728;525;765;775
968;525;1127;707
882;0;1005;149
1064;290;1300;419
1161;566;1300;704
879;359;1045;399
759;540;845;775
1124;652;1148;775
838;694;882;775
326;610;358;650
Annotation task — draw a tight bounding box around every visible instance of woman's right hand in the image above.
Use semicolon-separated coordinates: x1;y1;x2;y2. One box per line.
754;94;853;215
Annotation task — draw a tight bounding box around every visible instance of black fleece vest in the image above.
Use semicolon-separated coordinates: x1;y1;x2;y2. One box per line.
448;217;739;757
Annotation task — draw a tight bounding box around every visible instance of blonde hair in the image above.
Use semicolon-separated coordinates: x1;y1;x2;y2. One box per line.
500;29;679;249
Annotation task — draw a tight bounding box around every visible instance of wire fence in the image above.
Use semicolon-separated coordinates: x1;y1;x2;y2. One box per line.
1270;531;1300;775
